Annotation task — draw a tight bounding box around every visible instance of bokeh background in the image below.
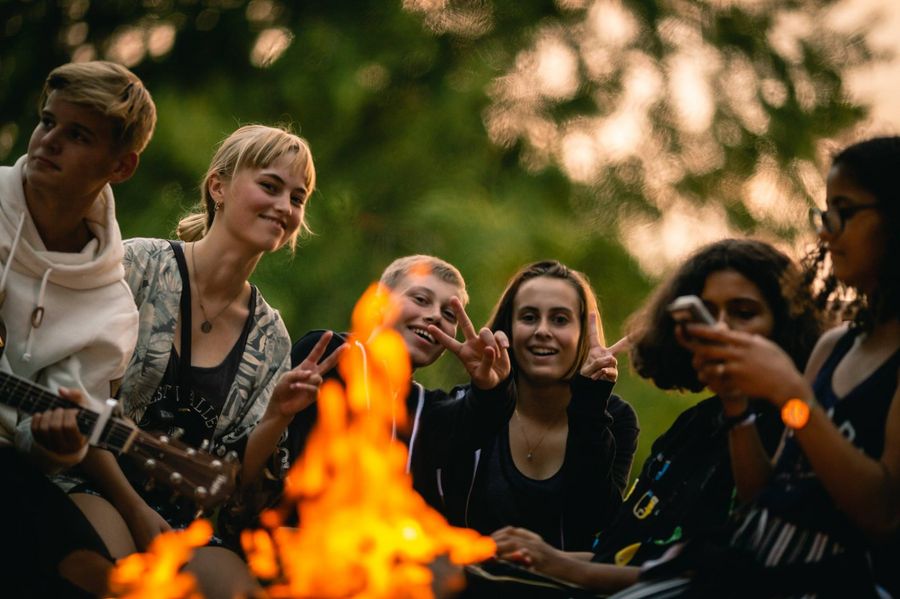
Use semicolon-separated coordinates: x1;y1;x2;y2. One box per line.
2;0;897;475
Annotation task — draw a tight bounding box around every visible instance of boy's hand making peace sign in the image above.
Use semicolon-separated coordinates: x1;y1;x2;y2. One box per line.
427;297;511;390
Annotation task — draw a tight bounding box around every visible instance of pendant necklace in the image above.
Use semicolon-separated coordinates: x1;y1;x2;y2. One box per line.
513;407;566;461
189;242;244;333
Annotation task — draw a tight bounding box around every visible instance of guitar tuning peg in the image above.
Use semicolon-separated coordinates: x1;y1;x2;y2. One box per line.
170;427;185;440
158;435;170;445
194;486;208;502
169;472;183;486
199;439;210;451
224;450;239;464
144;458;157;470
210;459;223;471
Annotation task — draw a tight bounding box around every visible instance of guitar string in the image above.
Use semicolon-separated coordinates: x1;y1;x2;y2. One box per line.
0;373;220;485
2;374;146;450
0;381;228;508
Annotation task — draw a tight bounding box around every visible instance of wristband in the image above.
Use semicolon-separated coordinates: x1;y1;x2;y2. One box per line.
723;407;753;430
781;398;811;430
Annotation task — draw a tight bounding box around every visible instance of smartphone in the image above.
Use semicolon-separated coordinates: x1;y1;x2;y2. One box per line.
666;295;716;326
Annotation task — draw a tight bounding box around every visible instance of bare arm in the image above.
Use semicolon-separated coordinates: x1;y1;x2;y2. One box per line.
727;419;775;502
242;332;344;487
690;325;900;539
698;328;844;503
492;526;641;593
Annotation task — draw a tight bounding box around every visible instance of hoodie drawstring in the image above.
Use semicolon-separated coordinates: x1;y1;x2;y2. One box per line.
0;212;51;362
354;340;370;410
23;267;51;362
405;382;425;474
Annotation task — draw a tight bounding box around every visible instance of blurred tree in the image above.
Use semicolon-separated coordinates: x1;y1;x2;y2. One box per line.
0;0;870;471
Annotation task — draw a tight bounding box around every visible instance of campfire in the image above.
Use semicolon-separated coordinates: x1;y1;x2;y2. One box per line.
108;519;212;599
108;283;495;598
244;283;496;597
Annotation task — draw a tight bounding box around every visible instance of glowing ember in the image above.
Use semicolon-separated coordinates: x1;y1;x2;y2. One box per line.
244;283;496;598
108;519;212;599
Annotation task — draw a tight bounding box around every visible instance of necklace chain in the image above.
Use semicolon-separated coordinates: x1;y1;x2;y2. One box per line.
513;407;566;461
189;242;244;333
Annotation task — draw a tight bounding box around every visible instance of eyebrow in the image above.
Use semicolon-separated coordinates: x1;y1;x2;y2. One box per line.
517;305;575;313
725;297;763;306
42;109;98;142
702;296;761;304
405;286;435;297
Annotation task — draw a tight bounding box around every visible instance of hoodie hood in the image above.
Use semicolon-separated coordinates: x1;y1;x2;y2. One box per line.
0;155;126;291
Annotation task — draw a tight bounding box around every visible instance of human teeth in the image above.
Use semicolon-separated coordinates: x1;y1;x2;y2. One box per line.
531;348;556;355
411;327;434;343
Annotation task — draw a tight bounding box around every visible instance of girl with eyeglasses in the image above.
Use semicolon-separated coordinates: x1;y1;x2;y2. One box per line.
611;138;900;598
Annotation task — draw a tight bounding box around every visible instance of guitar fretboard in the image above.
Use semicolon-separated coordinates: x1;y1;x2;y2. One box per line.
0;371;135;453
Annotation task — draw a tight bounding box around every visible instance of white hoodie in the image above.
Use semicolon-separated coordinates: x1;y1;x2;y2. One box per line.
0;155;139;470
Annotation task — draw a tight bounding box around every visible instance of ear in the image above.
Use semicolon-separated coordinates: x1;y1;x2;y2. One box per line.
108;152;139;184
208;172;226;202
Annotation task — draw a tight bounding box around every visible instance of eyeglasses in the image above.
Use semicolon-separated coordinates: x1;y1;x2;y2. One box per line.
808;204;880;235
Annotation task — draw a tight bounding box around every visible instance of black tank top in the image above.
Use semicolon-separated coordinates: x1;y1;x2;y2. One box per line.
471;423;566;547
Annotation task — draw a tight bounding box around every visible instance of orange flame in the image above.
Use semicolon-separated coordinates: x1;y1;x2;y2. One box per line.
107;519;212;599
244;283;495;598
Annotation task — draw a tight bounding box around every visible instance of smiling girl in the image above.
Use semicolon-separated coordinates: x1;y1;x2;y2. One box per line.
66;125;337;598
424;260;637;552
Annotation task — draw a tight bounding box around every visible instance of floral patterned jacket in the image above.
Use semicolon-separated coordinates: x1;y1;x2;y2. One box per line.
117;237;292;465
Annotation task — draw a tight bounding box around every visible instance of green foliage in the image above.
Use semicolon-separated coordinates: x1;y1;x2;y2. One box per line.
0;0;868;476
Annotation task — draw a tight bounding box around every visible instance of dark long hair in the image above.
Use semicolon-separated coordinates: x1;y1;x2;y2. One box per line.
627;239;821;392
806;136;900;328
487;260;602;381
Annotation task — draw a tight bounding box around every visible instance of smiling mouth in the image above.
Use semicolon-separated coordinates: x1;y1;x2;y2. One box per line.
260;215;286;229
528;347;558;356
410;326;435;344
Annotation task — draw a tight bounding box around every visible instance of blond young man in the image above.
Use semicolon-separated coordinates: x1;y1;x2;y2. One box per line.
283;255;510;497
285;256;473;464
0;61;156;597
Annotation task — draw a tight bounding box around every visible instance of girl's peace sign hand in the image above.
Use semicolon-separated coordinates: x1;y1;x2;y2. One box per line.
427;297;511;390
267;330;346;421
580;312;629;382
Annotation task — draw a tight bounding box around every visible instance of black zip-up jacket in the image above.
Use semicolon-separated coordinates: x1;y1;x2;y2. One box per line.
412;375;639;551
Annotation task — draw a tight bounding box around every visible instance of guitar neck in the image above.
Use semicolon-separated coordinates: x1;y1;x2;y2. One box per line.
0;372;238;510
0;371;135;454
